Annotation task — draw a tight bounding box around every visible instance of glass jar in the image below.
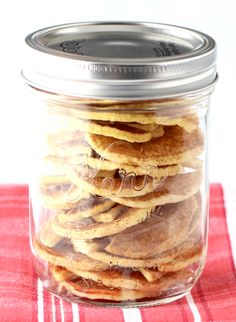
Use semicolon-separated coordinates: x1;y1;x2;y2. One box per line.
22;22;217;307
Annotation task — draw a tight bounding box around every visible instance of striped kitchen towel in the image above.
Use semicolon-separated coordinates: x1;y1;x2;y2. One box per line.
0;184;235;322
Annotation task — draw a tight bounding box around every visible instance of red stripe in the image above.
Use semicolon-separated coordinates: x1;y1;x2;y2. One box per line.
0;184;28;198
222;185;236;276
79;307;124;322
176;297;193;322
63;300;73;322
54;296;62;322
43;286;53;322
0;185;38;322
141;296;194;322
1;184;236;321
194;282;214;321
141;300;184;322
0;203;28;209
192;184;236;321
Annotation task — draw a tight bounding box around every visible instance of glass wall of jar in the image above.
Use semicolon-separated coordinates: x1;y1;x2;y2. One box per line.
28;88;213;306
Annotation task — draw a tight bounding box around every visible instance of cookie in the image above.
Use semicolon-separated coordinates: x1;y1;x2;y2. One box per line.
39;175;70;187
47;140;92;158
39;219;62;248
105;195;198;258
110;171;202;208
37;159;70;187
128;123;161;133
66;166;159;198
47;116;159;143
139;268;163;282
52;205;153;240
74;224;201;269
46;129;85;145
83;112;198;133
34;240;109;271
53;154;183;178
51;265;193;301
74;245;196;269
70;119;154;143
67;268;166;291
158;243;203;272
57;197;115;222
72;238;108;254
86;126;204;167
56;106;199;133
183;158;203;170
40;184;89;209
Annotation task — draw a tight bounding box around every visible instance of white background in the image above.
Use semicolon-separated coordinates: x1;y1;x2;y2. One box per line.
0;0;235;183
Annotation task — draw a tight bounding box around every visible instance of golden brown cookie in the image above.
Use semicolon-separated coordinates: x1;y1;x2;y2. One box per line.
57;197;116;222
39;219;62;248
68;268;165;291
92;207;120;223
45;127;92;158
34;240;109;271
72;238;108;254
151;126;165;138
40;184;89;209
39;175;70;187
110;171;202;208
128;123;161;133
158;243;203;272
37;158;71;187
69;119;154;143
86;126;204;167
51;265;194;301
139;268;163;282
105;195;198;258
54;154;183;178
52;205;153;240
59;108;199;133
75;225;201;269
66;166;159;198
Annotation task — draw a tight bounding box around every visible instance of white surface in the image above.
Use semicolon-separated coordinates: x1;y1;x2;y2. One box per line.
37;278;44;322
122;308;142;322
0;0;235;183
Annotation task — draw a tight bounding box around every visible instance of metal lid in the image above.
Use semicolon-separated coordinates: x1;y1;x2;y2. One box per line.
22;21;217;99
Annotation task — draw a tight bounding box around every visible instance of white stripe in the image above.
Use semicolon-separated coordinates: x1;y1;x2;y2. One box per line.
222;184;236;268
122;308;142;322
60;299;65;322
72;303;80;322
37;278;44;322
51;295;56;322
186;292;201;322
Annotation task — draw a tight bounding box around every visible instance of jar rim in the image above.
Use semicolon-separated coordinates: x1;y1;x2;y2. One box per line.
22;21;217;99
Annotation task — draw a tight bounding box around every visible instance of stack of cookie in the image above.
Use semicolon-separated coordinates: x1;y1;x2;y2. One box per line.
34;98;204;302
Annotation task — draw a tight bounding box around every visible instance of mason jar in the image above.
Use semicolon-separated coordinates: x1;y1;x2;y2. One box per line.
22;22;217;307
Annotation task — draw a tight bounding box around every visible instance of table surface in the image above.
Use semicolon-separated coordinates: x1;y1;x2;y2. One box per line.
0;184;236;322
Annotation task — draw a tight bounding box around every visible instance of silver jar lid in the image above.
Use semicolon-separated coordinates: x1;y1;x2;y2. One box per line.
22;21;217;99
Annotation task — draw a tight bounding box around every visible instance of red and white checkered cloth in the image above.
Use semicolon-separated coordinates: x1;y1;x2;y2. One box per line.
0;184;236;322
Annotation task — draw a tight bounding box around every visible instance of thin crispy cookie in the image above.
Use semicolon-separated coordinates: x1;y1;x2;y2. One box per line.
86;126;204;167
